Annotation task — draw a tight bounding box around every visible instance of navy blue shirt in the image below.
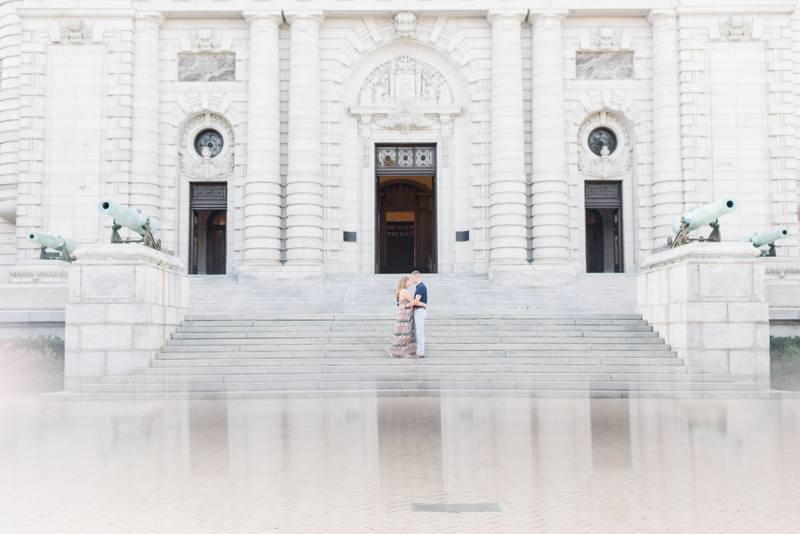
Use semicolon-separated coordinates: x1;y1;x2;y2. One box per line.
414;282;428;305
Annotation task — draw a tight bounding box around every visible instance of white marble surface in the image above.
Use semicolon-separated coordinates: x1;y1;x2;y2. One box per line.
576;51;634;80
178;53;235;82
1;396;799;533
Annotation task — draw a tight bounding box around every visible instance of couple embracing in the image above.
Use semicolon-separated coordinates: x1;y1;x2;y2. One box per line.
387;271;428;359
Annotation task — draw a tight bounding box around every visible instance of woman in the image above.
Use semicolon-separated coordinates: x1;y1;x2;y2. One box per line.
387;276;426;358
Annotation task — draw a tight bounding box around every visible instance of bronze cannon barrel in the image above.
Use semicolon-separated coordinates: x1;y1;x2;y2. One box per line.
740;227;789;248
27;231;77;254
671;197;738;234
97;198;158;236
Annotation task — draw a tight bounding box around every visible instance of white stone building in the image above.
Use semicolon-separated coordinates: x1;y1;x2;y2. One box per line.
0;0;798;288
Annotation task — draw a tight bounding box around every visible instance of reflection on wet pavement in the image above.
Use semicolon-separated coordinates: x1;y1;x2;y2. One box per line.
1;396;799;533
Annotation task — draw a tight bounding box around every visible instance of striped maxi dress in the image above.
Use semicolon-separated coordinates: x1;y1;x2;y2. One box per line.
387;298;418;358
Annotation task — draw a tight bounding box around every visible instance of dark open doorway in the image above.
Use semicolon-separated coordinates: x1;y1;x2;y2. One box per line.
189;183;227;275
585;181;623;273
375;145;437;274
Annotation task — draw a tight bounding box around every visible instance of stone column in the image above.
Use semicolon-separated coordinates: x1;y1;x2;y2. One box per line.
285;14;323;268
486;13;528;270
242;15;283;268
637;243;769;386
647;10;683;251
530;13;573;282
129;13;165;224
0;0;21;226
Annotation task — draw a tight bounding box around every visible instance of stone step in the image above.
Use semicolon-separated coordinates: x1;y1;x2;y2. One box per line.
139;363;700;374
165;335;664;345
156;350;678;359
103;372;735;385
159;342;672;353
79;380;762;394
151;356;687;366
180;318;647;326
170;331;661;340
174;324;656;334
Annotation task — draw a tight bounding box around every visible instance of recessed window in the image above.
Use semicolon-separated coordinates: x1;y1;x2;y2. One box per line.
587;127;617;156
194;129;224;157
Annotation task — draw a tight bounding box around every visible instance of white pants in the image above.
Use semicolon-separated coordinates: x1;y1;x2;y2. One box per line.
413;308;426;355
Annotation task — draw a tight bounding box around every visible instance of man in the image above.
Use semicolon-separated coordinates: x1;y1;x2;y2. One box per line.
408;271;427;358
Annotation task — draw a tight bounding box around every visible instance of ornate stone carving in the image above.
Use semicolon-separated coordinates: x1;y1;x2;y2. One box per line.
392;12;418;38
181;114;234;180
9;260;71;284
594;27;621;50
374;102;434;134
362;55;451;105
578;146;630;179
60;21;92;44
719;17;752;41
192;29;220;52
362;137;371;168
577;113;631;179
182;151;233;181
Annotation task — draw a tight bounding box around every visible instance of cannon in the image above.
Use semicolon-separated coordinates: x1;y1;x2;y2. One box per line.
97;197;161;251
27;231;76;262
668;197;738;249
740;227;789;257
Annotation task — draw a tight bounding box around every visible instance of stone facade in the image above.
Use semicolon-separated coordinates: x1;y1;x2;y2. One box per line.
0;1;797;284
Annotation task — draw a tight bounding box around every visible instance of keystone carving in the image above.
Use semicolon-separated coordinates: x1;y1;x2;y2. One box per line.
192;29;220;52
719;17;752;41
594;27;621;50
392;12;418;38
60;20;92;43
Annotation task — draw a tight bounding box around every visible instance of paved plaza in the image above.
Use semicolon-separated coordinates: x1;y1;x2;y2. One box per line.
1;395;799;533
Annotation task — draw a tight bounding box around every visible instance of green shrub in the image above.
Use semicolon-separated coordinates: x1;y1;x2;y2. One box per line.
771;336;800;391
0;336;65;394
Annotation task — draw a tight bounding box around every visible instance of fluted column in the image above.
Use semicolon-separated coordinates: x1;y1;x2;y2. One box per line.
647;10;683;250
0;0;21;225
285;14;323;267
530;13;569;263
130;12;164;223
243;14;282;267
487;13;528;267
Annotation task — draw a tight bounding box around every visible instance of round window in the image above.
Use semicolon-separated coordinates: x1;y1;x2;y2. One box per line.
194;129;224;157
587;127;617;156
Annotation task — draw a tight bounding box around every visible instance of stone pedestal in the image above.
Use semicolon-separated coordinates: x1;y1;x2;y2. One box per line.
64;245;188;390
637;243;769;385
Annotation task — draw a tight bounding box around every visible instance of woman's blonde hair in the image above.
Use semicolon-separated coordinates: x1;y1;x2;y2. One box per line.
395;276;410;302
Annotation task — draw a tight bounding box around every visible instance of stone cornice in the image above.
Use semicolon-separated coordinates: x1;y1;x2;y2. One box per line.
640;242;762;271
74;244;186;274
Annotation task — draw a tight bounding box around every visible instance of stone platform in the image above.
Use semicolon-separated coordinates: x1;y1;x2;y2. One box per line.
50;273;771;400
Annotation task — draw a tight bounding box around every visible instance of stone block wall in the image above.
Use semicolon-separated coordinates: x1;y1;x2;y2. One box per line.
637;242;769;385
64;244;188;390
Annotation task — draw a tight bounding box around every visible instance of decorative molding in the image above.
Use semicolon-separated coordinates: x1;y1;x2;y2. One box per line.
640;242;761;271
73;244;186;274
392;12;418;38
9;260;71;284
59;20;92;44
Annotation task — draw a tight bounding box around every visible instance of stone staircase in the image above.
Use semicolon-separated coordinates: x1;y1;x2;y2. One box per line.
70;273;766;399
